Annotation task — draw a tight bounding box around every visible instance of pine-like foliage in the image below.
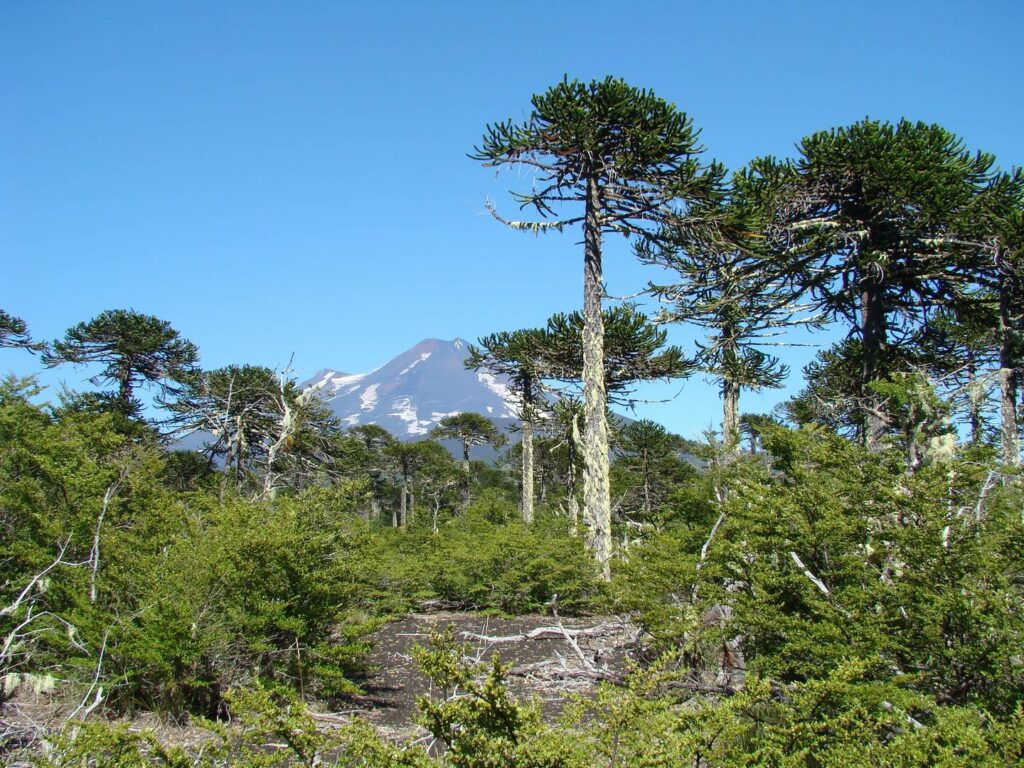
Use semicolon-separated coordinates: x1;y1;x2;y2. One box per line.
773;119;1001;447
44;309;199;414
472;76;722;235
643;159;819;448
0;309;44;352
537;305;693;406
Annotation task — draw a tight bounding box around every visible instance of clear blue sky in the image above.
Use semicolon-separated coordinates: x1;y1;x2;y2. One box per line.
3;1;1022;438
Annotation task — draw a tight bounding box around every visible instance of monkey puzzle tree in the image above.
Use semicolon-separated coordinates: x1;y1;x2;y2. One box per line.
431;412;507;507
783;339;886;438
774;119;999;450
612;418;694;525
0;310;44;352
915;303;999;444
386;439;453;527
473;76;721;578
44;309;199;416
166;364;282;497
643;160;819;451
953;171;1024;465
537;396;586;534
466;329;547;523
347;424;399;521
537;305;692;406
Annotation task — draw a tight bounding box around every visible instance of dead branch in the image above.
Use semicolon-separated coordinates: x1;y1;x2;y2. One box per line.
789;551;830;596
459;622;623;645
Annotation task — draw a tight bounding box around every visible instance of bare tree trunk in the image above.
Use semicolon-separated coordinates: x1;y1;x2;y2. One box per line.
641;448;652;519
219;441;233;505
999;253;1022;466
860;278;888;451
461;441;471;507
582;176;612;580
568;412;580;536
521;418;534;524
999;367;1020;466
962;349;982;445
370;496;380;524
234;417;246;491
258;375;297;502
398;479;407;527
722;378;740;453
90;480;121;604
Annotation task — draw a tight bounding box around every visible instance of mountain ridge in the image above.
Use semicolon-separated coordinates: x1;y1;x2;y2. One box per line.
303;337;521;441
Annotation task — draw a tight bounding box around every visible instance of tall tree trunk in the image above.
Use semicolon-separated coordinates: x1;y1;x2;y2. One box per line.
722;378;741;453
370;496;380;523
582;176;612;580
568;410;580;535
999;267;1021;466
399;476;408;527
967;350;982;445
234;419;246;491
641;449;652;519
117;363;133;412
860;277;888;450
521;417;534;523
220;438;234;505
461;440;471;507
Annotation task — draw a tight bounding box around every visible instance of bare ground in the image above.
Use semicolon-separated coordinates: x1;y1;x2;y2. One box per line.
349;610;639;739
1;610;641;760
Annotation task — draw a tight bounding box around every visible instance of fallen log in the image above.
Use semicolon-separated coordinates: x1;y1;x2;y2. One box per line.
459;622;623;645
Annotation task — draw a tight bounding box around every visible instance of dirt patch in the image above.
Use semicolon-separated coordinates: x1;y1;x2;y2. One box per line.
2;611;640;760
349;611;638;738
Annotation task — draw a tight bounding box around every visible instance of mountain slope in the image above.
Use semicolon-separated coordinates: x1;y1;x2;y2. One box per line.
304;338;521;440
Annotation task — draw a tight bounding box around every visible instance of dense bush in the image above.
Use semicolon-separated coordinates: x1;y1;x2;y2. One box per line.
100;488;377;714
343;491;602;616
614;425;1024;717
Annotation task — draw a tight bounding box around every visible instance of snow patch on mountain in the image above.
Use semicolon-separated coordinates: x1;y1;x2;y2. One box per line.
476;372;519;418
360;383;379;411
399;352;431;376
430;410;462;421
389;396;431;435
311;371;363;392
476;371;510;399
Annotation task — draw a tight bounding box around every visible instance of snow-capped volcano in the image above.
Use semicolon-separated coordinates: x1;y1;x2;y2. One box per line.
304;338;521;439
